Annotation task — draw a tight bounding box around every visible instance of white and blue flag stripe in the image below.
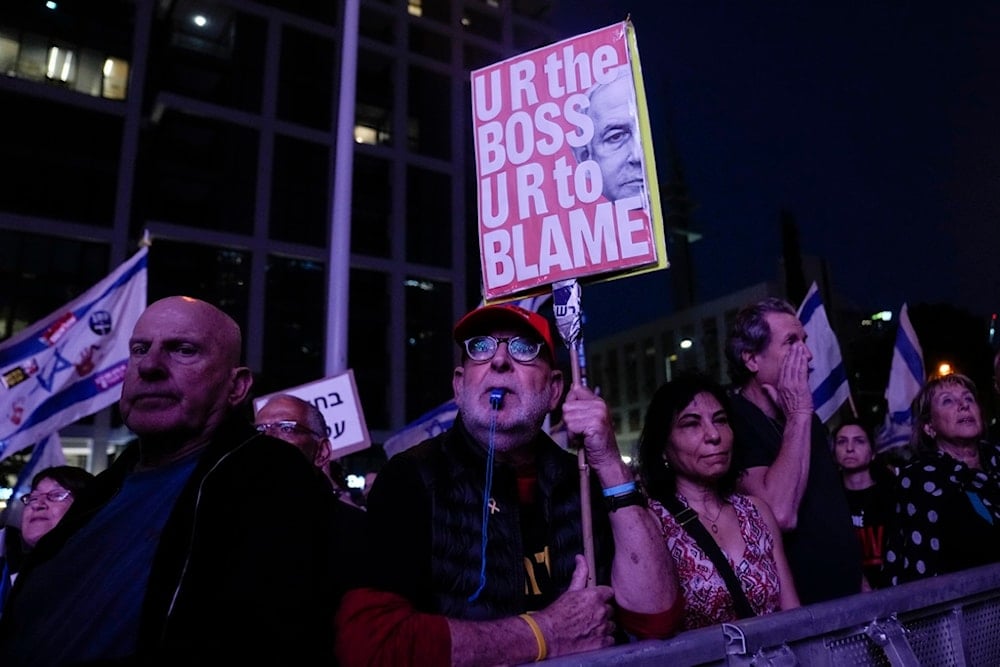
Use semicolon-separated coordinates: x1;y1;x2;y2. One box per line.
797;282;852;422
876;303;924;452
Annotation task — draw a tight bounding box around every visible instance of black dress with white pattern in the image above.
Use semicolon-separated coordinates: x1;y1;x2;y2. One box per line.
883;443;1000;585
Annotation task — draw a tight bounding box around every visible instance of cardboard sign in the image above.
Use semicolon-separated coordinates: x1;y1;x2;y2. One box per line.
471;21;668;302
253;369;371;458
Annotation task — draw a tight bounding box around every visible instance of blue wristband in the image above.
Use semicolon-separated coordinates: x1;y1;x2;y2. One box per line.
602;481;637;497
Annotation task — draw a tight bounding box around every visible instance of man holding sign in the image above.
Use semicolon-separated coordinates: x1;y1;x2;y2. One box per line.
336;304;679;666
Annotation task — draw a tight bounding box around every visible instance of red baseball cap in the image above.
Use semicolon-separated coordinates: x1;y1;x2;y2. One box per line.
453;304;556;363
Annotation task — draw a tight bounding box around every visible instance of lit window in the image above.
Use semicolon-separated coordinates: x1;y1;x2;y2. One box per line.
407;0;422;17
102;57;129;100
0;34;18;74
46;45;74;83
45;1;57;9
354;125;378;145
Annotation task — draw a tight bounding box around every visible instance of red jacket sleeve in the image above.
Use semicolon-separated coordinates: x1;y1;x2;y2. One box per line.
616;598;684;640
335;587;451;667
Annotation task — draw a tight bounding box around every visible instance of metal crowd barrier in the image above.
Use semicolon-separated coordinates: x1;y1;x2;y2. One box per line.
543;563;1000;666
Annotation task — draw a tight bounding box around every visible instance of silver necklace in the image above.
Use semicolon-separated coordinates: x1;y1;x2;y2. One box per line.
699;501;726;533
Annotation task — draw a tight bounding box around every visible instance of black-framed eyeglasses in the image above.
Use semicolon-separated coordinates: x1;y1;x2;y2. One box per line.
256;421;323;439
21;490;72;506
463;335;544;363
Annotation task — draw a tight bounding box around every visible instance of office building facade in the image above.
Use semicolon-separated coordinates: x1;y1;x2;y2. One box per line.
0;0;556;472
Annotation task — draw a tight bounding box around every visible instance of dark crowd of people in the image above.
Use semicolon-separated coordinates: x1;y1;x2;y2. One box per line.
1;293;999;666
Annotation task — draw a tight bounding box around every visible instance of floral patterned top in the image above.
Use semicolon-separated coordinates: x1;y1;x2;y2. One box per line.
650;493;782;631
883;443;1000;585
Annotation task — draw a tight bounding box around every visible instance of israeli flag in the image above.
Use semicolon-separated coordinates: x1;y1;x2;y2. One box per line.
797;282;851;422
0;248;147;461
383;399;459;460
875;303;924;452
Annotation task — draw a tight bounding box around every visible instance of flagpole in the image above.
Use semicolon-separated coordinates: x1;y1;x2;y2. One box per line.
325;0;360;376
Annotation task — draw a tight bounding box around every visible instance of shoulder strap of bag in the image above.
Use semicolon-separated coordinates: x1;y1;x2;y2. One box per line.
662;495;756;619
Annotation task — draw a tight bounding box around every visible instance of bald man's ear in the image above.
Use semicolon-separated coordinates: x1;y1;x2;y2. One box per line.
314;439;333;468
228;366;254;407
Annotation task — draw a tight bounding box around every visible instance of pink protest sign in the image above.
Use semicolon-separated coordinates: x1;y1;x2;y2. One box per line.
471;21;668;302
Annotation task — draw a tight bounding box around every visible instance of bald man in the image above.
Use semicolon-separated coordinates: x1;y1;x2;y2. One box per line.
255;394;333;470
0;297;340;665
255;394;366;508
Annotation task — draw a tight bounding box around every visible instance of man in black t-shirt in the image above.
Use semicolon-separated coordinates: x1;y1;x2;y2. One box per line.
724;298;862;604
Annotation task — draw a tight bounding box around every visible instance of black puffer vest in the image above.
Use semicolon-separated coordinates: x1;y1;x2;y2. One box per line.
405;418;613;620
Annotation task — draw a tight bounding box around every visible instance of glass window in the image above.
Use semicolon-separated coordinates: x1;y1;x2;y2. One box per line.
278;26;334;130
406;168;451;266
678;325;696;373
624;343;638;403
257;0;337;24
460;6;501;41
513;23;550;52
0;95;120;226
356;49;393;146
408;65;450;159
0;232;108;343
702;316;720;383
409;24;450;63
604;348;620;404
642;337;657;396
360;6;395;44
352;154;391;258
348;269;389;429
146;240;251;358
589;352;604;394
14;32;47;81
512;0;552;19
463;43;502;72
410;0;450;23
1;2;133;97
100;54;129;100
260;255;326;395
0;29;20;74
270;135;330;246
155;5;266;112
405;276;453;421
138;108;257;235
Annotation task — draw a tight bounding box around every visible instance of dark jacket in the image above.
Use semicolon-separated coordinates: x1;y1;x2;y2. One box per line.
0;415;340;666
366;417;613;621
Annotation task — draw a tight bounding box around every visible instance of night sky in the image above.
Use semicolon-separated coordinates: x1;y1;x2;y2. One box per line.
549;2;1000;338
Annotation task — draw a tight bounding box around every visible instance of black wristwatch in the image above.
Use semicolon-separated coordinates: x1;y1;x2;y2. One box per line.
604;489;646;513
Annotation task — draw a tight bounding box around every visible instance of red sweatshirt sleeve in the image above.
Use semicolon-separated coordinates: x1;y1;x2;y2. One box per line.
335;587;451;667
616;597;684;640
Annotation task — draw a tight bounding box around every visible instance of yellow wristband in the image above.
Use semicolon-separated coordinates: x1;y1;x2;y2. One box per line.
519;613;548;662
